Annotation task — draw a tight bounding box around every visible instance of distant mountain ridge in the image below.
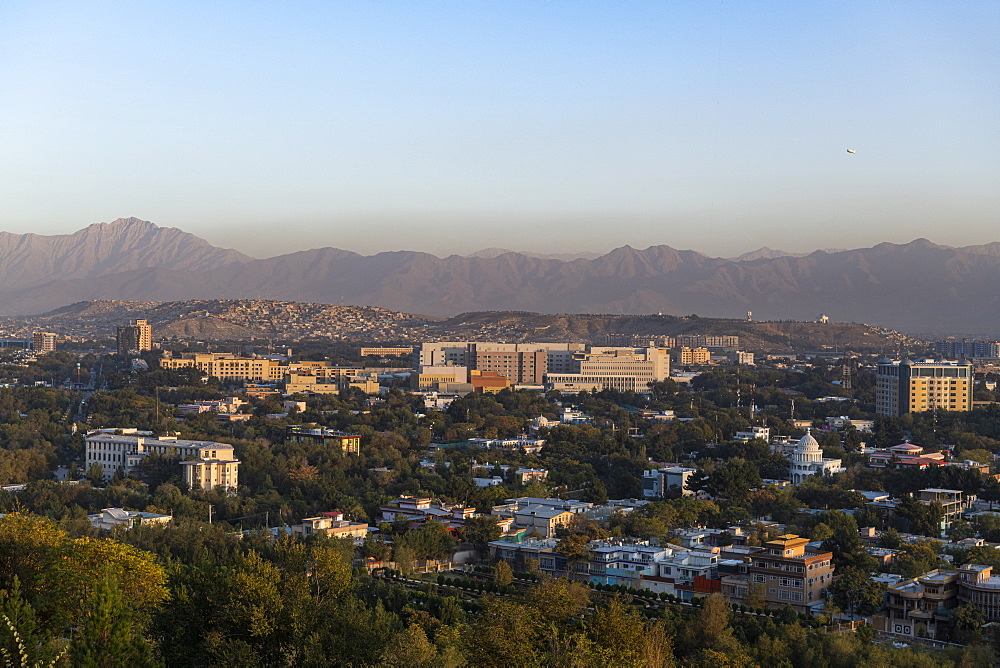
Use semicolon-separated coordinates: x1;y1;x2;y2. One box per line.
0;218;998;336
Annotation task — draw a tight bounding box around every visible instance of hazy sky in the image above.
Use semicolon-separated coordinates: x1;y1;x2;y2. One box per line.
1;1;997;259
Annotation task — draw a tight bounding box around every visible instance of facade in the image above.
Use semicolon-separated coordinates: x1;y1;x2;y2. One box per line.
88;507;172;531
676;335;739;348
32;331;57;353
116;319;152;355
85;430;240;492
879;569;960;638
545;347;670;394
876;358;973;416
729;351;755;365
747;534;834;613
957;564;1000;621
491;497;592;538
934;339;1000;360
787;431;844;484
286;425;361;454
917;488;974;535
161;352;286;382
674;347;711;365
360;346;414;357
290;511;369;543
642;467;697;498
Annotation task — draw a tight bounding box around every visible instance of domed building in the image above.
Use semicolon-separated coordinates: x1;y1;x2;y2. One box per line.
789;430;845;484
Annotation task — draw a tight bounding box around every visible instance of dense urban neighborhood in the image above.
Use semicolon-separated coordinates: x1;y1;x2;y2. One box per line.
3;315;1000;666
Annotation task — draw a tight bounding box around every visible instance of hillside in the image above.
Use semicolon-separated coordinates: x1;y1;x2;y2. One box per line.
0;300;919;353
0;219;997;335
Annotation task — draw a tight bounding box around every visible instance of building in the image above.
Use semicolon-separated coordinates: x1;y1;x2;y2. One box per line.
116;319;152;355
876;358;973;416
734;426;770;443
676;335;739;348
490;537;567;576
729;351;755;365
935;339;1000;360
877;569;960;638
674;347;711;365
491;497;592;538
360;346;414;358
745;534;834;613
286;425;361;454
957;564;1000;621
85;430;240;492
380;496;480;532
161;352;286;382
545;347;671;394
642;467;697;498
32;331;57;353
787;431;844;484
289;511;369;543
917;489;975;536
88;507;172;531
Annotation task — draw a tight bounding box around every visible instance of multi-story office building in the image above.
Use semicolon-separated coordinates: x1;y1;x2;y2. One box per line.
359;346;414;358
116;319;152;355
676;335;739;348
545;347;670;394
161;352;287;382
84;429;239;492
876;358;973;416
32;331;57;354
642;467;698;498
934;339;1000;360
746;534;834;613
416;342;585;383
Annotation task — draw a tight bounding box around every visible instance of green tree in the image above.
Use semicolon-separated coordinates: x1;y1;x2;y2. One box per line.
68;571;157;667
827;568;886;617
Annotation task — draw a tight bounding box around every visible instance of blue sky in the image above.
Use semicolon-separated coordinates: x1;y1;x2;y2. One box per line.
1;1;997;258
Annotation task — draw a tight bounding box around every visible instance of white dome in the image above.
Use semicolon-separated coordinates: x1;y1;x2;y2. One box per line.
796;430;821;453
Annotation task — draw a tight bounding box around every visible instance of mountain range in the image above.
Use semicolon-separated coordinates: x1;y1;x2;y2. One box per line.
1;217;998;336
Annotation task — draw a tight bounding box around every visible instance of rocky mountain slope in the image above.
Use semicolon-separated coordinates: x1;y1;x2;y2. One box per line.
0;219;997;336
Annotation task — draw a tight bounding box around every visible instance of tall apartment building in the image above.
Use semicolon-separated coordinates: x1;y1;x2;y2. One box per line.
116;319;152;355
545;347;670;394
85;430;239;492
32;331;57;354
934;339;1000;360
747;534;834;613
876;358;973;416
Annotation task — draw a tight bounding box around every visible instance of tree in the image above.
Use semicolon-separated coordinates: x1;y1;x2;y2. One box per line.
827;568;886;617
494;561;513;587
463;515;502;557
744;581;767;611
68;571;157;667
683;593;738;653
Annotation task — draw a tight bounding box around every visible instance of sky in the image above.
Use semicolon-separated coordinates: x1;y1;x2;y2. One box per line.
0;1;997;259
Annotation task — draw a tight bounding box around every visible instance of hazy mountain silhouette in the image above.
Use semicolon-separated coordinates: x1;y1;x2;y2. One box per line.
1;219;998;334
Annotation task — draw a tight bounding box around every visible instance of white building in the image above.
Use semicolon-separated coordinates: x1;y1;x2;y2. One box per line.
642;467;698;498
88;507;172;531
788;430;844;484
85;430;240;492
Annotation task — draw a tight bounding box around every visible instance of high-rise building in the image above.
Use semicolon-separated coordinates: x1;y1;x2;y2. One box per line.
876;358;973;417
32;331;57;354
674;347;711;365
116;319;152;355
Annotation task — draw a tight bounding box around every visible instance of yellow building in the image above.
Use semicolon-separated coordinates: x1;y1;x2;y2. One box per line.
360;346;413;357
876;358;973;416
160;352;286;382
674;347;711;365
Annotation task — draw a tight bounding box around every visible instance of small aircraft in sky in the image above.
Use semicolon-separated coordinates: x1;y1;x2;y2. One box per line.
846;149;856;154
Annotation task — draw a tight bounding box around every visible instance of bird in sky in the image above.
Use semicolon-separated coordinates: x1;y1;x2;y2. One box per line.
846;149;856;154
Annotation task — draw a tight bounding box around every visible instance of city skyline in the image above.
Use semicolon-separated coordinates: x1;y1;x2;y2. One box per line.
1;1;997;258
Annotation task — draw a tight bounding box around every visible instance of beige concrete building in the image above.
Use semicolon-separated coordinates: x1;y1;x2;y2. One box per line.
360;346;414;358
161;352;286;382
32;331;57;354
85;429;240;493
746;534;834;613
674;347;711;365
876;358;973;416
545;347;670;394
117;319;152;355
